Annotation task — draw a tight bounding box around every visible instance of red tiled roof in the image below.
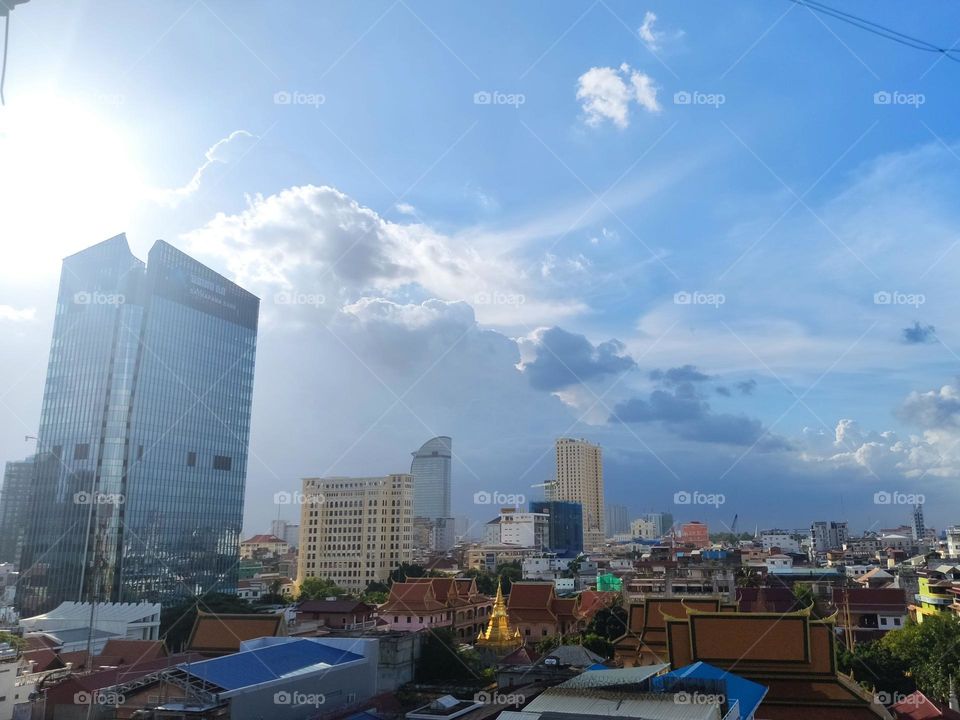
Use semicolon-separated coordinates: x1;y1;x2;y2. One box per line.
24;648;64;671
553;597;579;621
297;599;374;614
187;612;285;655
406;577;456;603
98;639;167;664
892;691;960;720
832;587;907;612
380;582;446;613
508;582;556;609
578;591;618;620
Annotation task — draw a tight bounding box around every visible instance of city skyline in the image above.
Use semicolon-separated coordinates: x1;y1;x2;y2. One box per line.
2;2;960;538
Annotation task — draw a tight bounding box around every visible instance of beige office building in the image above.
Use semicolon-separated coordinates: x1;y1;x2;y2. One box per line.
297;474;413;592
553;438;605;550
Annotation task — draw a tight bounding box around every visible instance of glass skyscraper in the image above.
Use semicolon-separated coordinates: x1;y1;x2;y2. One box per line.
410;436;453;550
18;235;258;614
0;457;35;564
529;500;583;558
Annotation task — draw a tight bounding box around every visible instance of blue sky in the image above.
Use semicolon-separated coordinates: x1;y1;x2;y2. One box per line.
2;1;960;536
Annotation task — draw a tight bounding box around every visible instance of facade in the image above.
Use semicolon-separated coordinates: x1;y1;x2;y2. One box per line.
0;457;34;564
912;504;925;541
410;436;453;551
529;500;583;557
240;534;289;559
379;577;491;640
947;526;960;559
680;521;710;548
497;507;549;548
553;438;605;550
18;236;258;615
605;503;629;537
760;529;801;554
297;474;413;592
270;519;300;549
810;520;849;559
506;581;583;642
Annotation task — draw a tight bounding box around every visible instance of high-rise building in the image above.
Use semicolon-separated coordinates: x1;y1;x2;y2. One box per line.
810;520;849;559
553;438;604;550
947;527;960;559
297;474;413;592
410;436;453;551
270;519;300;549
912;504;925;542
605;503;629;537
496;507;549;549
0;457;35;564
18;235;259;614
529;500;583;557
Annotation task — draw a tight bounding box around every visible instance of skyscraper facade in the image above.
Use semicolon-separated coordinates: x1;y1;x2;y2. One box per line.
410;436;453;551
18;235;258;614
529;500;583;558
297;474;413;591
0;457;35;564
553;438;604;550
605;503;629;537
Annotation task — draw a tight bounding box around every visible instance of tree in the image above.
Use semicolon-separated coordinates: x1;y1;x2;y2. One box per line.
879;614;960;701
496;562;522;593
298;576;350;600
0;631;25;651
415;627;480;682
581;632;613;658
838;640;915;699
461;568;496;595
792;583;816;609
587;604;628;641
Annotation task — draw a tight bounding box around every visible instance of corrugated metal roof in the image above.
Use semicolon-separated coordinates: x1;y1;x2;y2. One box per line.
558;664;669;689
525;688;719;720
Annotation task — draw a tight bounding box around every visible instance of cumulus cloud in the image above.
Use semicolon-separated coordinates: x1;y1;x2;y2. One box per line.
0;305;35;322
576;63;660;128
183;183;585;326
518;327;635;392
902;321;936;344
153;130;256;206
611;380;786;449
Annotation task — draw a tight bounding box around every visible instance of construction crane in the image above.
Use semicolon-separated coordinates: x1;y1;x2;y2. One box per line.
1;0;31;105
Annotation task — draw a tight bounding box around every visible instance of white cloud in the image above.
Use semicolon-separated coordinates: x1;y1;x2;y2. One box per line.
153;130;256;206
395;202;417;215
576;63;660;128
0;305;35;322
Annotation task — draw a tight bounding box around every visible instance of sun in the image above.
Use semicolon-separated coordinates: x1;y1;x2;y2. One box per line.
0;93;145;280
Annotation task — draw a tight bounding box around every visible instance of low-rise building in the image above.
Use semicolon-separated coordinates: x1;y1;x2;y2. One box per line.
832;587;908;641
240;534;289;560
507;582;582;643
379;577;492;641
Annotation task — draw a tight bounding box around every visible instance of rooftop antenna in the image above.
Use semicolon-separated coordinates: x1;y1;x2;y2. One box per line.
0;0;30;105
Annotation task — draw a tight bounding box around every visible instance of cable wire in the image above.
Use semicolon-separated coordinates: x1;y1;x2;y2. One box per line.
786;0;960;63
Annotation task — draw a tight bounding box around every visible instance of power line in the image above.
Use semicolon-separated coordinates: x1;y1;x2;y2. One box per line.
786;0;960;64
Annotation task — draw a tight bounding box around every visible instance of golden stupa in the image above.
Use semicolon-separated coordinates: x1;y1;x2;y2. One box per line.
476;578;522;653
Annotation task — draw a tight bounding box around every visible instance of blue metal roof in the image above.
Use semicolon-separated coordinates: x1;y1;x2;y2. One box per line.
176;639;363;692
657;662;768;720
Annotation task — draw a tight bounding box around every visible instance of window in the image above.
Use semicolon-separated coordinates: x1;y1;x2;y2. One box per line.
187;451;197;467
74;443;90;460
137;445;144;460
213;455;232;471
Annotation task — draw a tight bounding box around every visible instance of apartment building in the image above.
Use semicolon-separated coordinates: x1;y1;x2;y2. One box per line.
553;438;605;550
297;474;413;592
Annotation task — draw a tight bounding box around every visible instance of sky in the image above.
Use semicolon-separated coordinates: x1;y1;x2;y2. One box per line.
2;0;960;538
